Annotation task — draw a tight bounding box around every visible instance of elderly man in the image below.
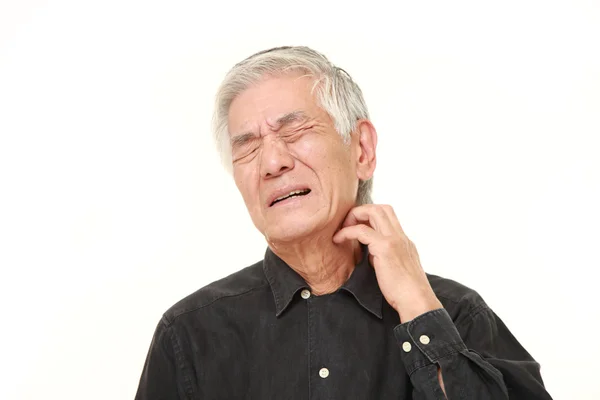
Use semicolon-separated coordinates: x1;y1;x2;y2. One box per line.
135;46;552;399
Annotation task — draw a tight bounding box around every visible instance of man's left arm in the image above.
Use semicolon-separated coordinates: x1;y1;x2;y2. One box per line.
394;305;552;399
333;204;553;399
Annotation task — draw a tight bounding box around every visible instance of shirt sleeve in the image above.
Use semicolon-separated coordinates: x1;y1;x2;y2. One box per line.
134;317;185;400
393;307;553;399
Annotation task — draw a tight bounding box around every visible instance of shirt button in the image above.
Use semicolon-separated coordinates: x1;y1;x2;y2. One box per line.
300;289;311;299
319;368;329;378
419;335;431;345
402;342;412;352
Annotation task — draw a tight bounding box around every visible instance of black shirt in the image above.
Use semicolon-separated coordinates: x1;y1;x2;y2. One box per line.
135;244;552;399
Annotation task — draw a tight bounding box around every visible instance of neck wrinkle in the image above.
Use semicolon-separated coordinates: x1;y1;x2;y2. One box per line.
268;236;362;295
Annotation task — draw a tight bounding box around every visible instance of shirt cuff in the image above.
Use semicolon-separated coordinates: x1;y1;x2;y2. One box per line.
393;308;467;375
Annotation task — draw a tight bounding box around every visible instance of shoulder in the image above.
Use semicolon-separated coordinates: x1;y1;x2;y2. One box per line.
162;259;270;325
426;273;490;326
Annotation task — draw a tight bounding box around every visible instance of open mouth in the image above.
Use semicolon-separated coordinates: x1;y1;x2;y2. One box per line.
270;189;311;207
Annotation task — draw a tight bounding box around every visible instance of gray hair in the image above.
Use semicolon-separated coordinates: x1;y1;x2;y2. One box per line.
212;46;373;205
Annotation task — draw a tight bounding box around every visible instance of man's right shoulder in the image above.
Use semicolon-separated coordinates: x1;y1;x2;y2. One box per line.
161;259;270;325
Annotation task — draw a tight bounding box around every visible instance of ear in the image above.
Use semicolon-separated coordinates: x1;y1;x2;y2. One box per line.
354;119;377;181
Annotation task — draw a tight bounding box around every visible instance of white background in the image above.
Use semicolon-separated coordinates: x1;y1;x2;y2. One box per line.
1;1;598;399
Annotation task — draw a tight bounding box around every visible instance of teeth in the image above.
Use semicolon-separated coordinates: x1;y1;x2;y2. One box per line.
274;189;309;203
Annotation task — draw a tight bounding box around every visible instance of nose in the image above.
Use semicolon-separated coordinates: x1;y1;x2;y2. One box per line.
260;135;294;178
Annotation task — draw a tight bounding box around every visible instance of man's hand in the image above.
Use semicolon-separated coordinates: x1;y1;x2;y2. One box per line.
332;204;443;323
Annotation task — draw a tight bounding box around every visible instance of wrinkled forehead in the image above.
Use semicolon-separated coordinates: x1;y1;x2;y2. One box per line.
227;73;323;136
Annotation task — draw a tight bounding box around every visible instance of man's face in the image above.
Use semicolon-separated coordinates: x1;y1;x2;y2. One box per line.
227;73;362;243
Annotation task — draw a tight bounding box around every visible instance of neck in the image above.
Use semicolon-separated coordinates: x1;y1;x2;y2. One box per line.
268;235;362;295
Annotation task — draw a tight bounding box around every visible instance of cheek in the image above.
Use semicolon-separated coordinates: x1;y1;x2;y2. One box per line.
233;168;257;203
293;137;334;168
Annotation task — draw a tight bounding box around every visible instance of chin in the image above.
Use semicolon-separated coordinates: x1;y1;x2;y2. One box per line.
265;223;313;243
263;214;327;244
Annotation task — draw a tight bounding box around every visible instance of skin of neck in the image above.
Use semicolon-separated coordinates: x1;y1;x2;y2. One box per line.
267;231;363;295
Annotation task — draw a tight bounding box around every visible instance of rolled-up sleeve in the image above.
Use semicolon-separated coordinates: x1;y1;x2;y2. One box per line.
393;307;553;399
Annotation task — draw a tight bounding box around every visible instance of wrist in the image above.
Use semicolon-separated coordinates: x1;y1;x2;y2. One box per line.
395;296;443;323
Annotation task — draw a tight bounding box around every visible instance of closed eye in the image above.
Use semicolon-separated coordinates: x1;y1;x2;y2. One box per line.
282;127;312;141
233;144;260;163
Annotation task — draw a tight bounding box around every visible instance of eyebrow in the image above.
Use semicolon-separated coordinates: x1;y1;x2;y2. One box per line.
230;110;310;149
274;110;309;128
230;132;256;149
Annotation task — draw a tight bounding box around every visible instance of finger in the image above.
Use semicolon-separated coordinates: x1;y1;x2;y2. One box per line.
333;223;382;245
342;205;395;236
340;205;365;228
379;204;405;235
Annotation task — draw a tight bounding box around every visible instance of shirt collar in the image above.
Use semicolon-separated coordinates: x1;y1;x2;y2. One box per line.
263;243;383;319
